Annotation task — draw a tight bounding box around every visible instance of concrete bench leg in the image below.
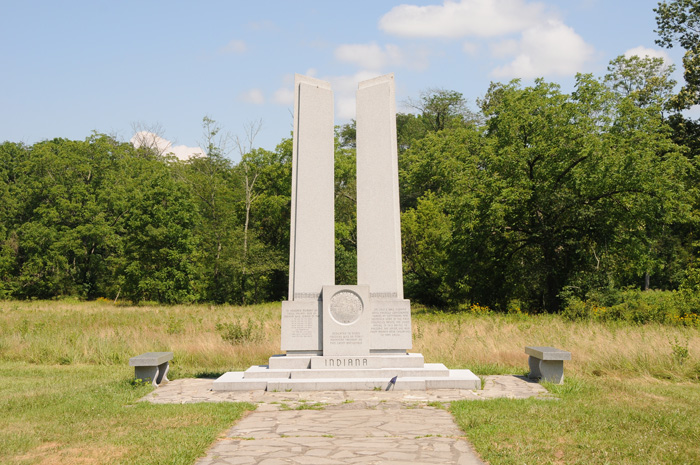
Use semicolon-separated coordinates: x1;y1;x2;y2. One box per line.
538;360;564;384
134;362;170;387
528;356;541;379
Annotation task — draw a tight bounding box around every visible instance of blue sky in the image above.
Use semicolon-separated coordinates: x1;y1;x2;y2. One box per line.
1;0;695;159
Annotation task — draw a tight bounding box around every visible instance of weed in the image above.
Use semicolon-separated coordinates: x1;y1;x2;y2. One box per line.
294;402;325;410
670;336;690;365
427;401;446;409
166;315;185;335
216;318;263;345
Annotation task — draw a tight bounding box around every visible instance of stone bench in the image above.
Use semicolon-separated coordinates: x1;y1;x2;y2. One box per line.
525;346;571;384
129;352;173;387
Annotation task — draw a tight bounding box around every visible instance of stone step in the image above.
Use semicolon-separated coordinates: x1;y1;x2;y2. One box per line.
268;353;426;370
243;363;450;380
212;369;481;392
425;370;481;390
243;365;291;379
212;371;268;391
266;377;427;392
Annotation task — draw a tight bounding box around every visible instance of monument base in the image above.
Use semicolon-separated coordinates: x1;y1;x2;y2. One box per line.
212;353;480;392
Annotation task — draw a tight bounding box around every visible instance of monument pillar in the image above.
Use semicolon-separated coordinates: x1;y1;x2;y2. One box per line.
356;74;412;353
280;74;335;355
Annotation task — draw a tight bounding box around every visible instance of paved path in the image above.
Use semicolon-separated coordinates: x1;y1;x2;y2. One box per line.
196;406;483;465
141;376;550;464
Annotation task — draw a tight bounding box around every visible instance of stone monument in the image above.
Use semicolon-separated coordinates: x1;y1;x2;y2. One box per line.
213;73;479;391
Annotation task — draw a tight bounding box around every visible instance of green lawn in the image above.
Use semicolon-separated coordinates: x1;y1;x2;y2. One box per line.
0;362;253;465
452;376;700;464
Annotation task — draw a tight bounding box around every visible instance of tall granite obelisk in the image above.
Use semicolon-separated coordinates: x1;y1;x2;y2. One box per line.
281;74;334;355
356;74;412;353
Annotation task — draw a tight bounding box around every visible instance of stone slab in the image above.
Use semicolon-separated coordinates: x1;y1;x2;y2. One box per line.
243;365;291;379
128;351;173;366
309;353;424;369
212;371;268;391
268;354;312;369
425;369;481;390
525;346;571;361
322;285;371;356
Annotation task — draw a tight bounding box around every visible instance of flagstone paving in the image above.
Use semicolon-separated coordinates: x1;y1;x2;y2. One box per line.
195;407;484;465
140;376;550;464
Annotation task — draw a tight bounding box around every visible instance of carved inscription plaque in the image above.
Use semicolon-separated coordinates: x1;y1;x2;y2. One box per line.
371;306;410;337
281;300;321;351
369;299;412;350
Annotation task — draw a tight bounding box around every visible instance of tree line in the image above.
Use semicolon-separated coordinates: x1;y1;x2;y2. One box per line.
1;1;698;312
0;125;292;304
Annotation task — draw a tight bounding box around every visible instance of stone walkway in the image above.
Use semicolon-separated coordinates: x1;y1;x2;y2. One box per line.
141;376;550;464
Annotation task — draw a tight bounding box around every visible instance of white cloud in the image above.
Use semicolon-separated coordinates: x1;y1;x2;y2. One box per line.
379;0;545;38
491;20;594;78
220;39;246;54
334;42;430;72
624;46;672;65
490;39;519;58
130;131;204;160
377;0;594;79
273;87;294;105
240;88;265;105
335;42;404;70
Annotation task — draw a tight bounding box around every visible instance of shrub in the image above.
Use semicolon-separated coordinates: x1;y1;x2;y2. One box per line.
562;288;700;327
216;319;263;344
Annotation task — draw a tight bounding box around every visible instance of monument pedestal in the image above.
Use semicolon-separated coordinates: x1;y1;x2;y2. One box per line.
212;285;479;392
212;355;480;391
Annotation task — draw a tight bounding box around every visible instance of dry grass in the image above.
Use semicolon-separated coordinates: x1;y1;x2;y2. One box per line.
1;300;697;381
412;309;700;379
0;300;280;376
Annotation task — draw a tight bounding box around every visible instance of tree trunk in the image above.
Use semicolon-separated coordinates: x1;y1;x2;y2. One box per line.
644;271;650;291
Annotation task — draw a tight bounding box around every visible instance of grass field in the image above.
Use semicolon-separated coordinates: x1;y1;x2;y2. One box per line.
0;299;698;464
